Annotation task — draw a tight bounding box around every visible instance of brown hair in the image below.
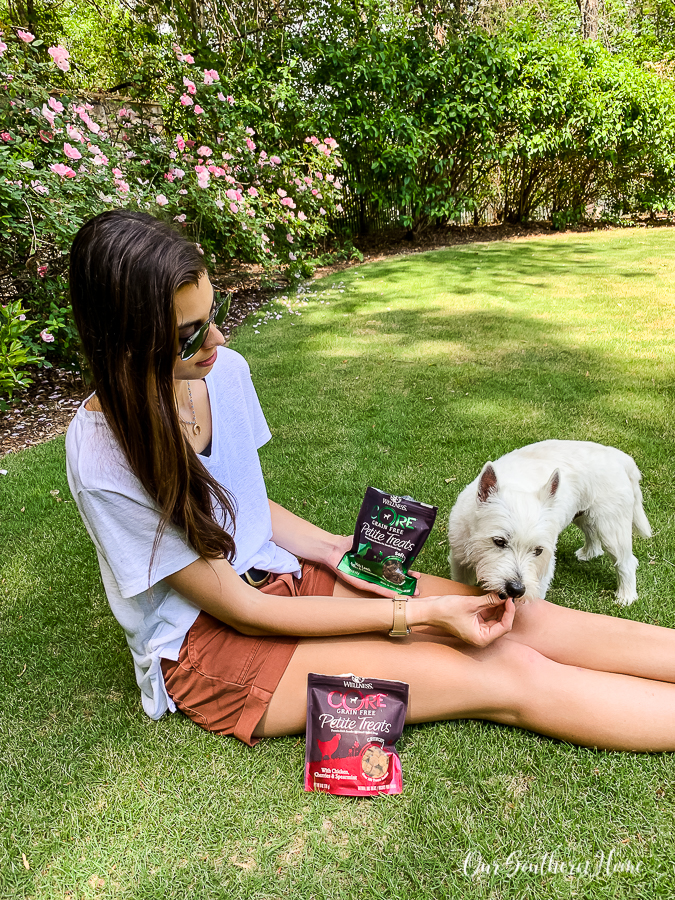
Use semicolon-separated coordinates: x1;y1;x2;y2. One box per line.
69;210;236;574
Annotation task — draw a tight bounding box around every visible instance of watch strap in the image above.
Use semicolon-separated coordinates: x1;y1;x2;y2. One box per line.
389;599;410;637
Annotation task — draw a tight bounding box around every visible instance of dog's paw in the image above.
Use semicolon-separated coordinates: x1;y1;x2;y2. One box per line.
614;591;638;607
575;545;604;562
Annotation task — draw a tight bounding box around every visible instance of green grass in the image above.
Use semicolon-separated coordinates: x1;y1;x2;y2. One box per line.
2;228;675;898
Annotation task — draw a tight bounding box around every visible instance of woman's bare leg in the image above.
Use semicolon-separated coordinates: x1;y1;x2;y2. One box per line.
255;571;675;749
255;629;675;751
405;572;675;683
506;599;675;681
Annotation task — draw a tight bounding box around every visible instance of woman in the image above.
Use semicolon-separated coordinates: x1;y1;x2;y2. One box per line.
66;209;675;752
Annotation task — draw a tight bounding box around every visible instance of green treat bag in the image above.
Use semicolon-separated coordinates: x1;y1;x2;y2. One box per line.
337;487;438;595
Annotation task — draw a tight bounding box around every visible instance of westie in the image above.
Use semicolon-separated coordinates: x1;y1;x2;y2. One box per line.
448;440;651;605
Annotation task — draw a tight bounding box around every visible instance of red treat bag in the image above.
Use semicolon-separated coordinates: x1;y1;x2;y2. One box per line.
304;673;409;796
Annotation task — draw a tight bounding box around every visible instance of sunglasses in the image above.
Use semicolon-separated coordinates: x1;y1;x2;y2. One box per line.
178;292;231;361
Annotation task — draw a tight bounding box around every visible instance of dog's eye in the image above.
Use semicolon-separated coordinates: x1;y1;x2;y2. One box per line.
534;547;544;557
492;537;507;548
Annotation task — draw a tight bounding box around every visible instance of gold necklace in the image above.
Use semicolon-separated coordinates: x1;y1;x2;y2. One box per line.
178;380;201;436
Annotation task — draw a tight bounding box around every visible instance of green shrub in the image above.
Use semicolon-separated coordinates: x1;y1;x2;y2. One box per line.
0;29;342;396
0;300;43;406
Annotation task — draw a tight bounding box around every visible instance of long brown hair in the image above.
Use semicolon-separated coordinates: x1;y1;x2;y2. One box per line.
70;210;236;573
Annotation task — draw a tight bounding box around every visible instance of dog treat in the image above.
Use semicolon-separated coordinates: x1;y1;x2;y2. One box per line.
304;673;409;795
337;487;438;595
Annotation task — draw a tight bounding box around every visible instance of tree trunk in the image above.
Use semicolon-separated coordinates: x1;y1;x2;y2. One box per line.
578;0;599;40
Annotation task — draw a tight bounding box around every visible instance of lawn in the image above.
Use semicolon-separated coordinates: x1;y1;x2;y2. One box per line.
2;228;675;899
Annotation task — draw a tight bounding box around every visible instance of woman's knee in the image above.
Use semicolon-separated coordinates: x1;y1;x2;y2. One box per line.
480;639;556;722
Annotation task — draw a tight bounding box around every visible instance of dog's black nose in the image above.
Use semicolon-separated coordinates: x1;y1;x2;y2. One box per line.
505;581;526;599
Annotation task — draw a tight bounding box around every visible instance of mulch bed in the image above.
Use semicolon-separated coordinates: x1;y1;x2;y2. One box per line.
1;218;670;459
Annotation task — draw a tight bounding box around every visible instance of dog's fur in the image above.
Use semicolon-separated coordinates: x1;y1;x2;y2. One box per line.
448;440;651;605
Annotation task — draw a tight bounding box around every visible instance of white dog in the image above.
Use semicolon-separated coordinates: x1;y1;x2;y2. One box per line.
448;440;651;605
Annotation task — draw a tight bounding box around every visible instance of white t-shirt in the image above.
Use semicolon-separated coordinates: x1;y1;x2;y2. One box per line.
65;348;300;720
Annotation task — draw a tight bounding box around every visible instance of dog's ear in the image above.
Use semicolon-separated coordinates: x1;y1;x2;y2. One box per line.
538;469;560;505
477;464;499;503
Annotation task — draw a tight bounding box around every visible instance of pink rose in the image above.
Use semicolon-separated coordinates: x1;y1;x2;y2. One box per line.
66;124;84;143
319;207;326;215
156;194;169;206
174;214;187;223
245;138;256;151
286;233;294;243
229;202;238;213
197;171;210;189
17;29;35;42
50;163;76;177
335;204;343;212
203;69;219;83
227;95;234;104
48;45;70;72
183;77;196;95
277;188;287;197
92;154;108;166
247;187;259;197
176;135;186;151
183;54;194;64
0;133;11;142
63;142;82;160
270;155;281;165
179;94;193;106
37;264;48;278
217;92;226;101
41;105;56;127
197;145;212;157
195;242;204;255
194;105;204;115
281;197;295;208
297;211;307;221
116;180;130;194
0;42;7;56
40;329;55;342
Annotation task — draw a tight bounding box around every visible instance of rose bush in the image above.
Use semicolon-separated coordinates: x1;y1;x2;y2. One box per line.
0;29;342;399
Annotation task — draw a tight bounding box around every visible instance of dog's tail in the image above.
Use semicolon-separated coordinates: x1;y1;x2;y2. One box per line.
627;459;652;538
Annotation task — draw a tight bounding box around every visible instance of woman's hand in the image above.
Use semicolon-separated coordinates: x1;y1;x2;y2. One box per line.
421;592;516;648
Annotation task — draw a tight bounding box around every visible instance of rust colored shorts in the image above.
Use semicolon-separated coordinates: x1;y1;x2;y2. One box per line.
160;561;337;745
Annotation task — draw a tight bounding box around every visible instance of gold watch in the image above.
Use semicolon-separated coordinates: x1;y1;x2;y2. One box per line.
389;599;410;637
